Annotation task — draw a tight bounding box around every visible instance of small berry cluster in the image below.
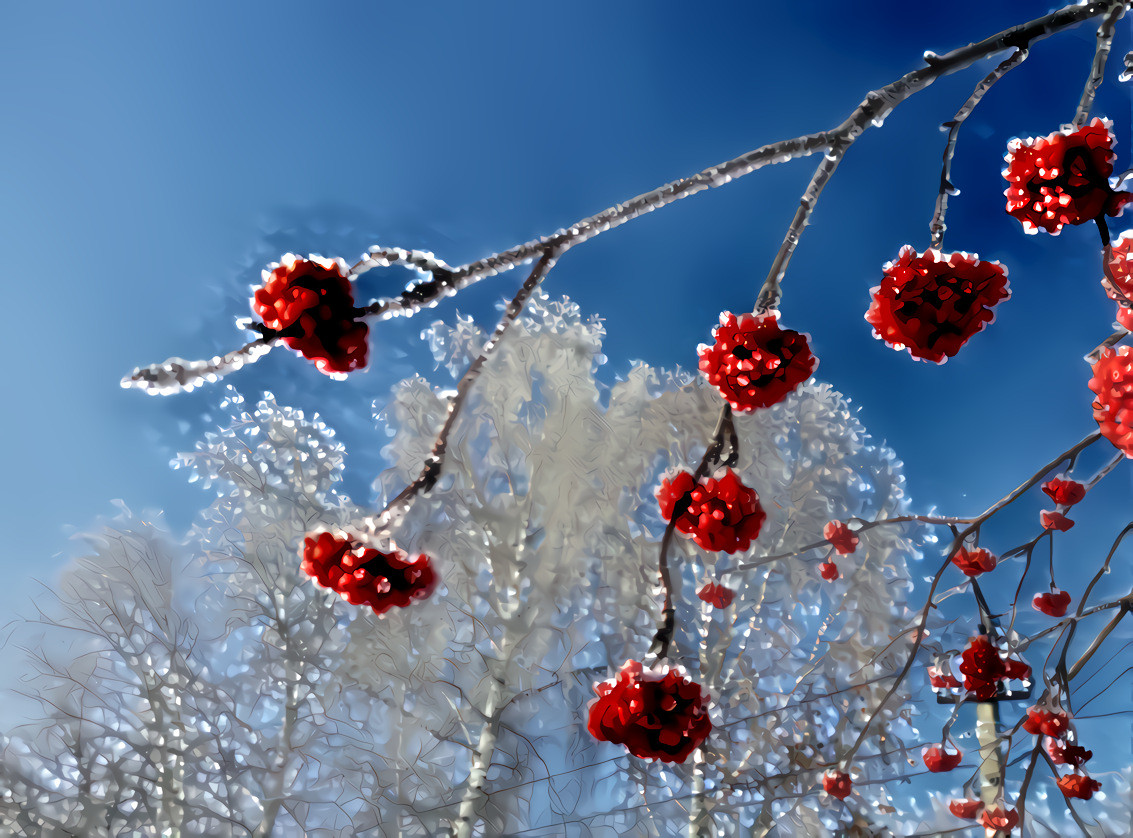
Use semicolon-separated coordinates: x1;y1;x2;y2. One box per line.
253;254;369;375
301;531;437;615
698;312;817;412
1090;346;1133;457
950;546;997;578
956;635;1031;701
1022;705;1100;799
697;581;735;609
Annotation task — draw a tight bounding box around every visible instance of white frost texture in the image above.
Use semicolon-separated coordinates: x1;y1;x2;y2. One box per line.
4;293;994;837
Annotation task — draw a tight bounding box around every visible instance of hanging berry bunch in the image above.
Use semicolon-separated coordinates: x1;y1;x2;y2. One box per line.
1103;230;1133;327
1090;345;1133;457
657;468;766;554
301;530;437;615
950;546;997;578
252;254;369;375
586;660;712;763
1003;118;1132;235
865;247;1010;363
954;635;1031;700
698;311;817;411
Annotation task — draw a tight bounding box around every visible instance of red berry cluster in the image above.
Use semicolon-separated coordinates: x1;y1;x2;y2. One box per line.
1058;773;1102;800
657;468;766;554
1041;510;1074;532
1047;739;1093;767
950;546;997;578
922;744;962;773
956;635;1030;700
1042;476;1087;507
301;531;437;615
1032;589;1072;617
1003;118;1131;235
980;806;1019;833
253;254;369;375
822;769;852;800
823;520;858;555
948;798;982;820
865;247;1010;364
1089;345;1133;457
1104;231;1133;328
587;660;712;763
1022;705;1071;738
948;799;1020;833
697;582;735;609
1024;703;1100;799
927;662;962;692
698;312;817;412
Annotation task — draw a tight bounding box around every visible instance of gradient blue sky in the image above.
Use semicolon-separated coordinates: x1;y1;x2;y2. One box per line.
2;0;1132;778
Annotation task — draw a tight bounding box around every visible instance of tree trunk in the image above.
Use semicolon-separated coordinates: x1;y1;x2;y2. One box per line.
450;677;507;838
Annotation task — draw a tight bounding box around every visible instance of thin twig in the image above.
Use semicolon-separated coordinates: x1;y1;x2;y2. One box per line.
840;432;1102;765
1073;1;1127;129
350;246;454;278
648;405;735;663
129;1;1122;395
930;48;1028;250
757;141;848;312
365;248;560;537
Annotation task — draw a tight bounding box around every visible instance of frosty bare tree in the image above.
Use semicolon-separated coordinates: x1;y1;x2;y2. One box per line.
10;0;1133;836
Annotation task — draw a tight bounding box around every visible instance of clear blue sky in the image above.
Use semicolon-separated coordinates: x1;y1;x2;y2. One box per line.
2;0;1131;775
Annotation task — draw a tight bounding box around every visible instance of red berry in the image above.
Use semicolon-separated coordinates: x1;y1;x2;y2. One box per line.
1041;476;1087;507
1090;346;1133;457
1023;706;1071;737
923;745;963;772
865;247;1009;364
1003;118;1131;235
959;635;1007;699
1033;589;1072;617
928;664;961;691
819;562;839;581
698;311;817;411
1002;656;1031;682
1057;773;1102;800
1047;740;1092;767
948;798;983;819
981;806;1019;832
822;769;852;800
823;520;859;555
697;582;735;609
951;546;997;577
301;531;436;615
1041;510;1075;531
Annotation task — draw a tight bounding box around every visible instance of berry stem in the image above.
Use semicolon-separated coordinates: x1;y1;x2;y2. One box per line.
1073;1;1126;130
930;48;1029;251
649;404;734;663
366;248;560;535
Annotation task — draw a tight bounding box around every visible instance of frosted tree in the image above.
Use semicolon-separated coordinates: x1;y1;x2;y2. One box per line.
11;0;1133;835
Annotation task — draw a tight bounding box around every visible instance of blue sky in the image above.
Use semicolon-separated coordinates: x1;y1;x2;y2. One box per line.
2;0;1132;789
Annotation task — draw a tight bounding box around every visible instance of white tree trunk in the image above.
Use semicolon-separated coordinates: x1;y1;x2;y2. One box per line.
451;677;507;838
